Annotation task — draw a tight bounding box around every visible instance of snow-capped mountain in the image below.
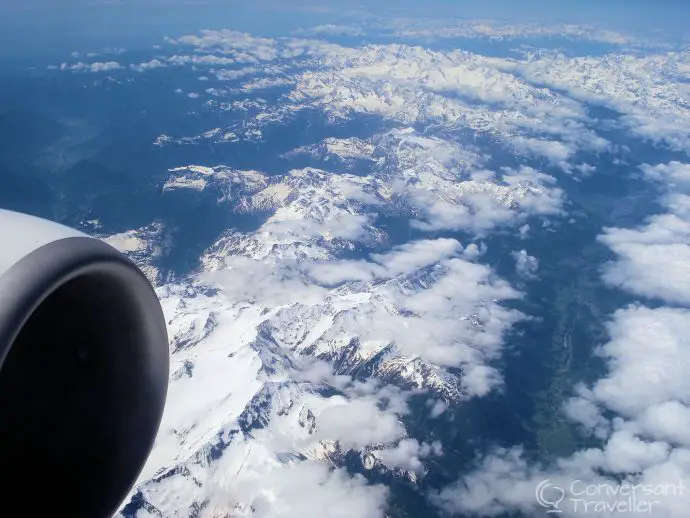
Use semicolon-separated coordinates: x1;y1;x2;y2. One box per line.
117;123;546;514
103;222;174;286
49;19;689;518
283;137;376;171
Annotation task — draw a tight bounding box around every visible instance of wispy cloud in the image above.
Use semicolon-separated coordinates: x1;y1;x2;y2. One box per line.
59;60;123;72
130;58;167;72
293;24;366;37
306;238;463;285
511;249;539;279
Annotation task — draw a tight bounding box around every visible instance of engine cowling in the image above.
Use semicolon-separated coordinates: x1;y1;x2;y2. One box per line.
0;209;169;517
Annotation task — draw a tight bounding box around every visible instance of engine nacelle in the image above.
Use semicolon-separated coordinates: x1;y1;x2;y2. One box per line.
0;209;169;517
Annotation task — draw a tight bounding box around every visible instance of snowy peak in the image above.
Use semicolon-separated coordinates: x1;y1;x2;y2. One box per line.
285;137;376;166
102;222;172;286
164;166;268;206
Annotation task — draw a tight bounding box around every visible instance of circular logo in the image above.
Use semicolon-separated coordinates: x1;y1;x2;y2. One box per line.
536;479;565;514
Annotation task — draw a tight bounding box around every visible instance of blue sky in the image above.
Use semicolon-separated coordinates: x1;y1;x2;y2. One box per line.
0;0;687;59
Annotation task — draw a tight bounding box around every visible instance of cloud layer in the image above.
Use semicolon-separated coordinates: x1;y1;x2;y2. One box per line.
431;158;690;516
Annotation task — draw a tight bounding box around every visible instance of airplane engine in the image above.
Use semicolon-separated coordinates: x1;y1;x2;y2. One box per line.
0;209;169;517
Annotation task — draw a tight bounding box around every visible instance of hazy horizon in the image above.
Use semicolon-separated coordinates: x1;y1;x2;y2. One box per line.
1;0;686;59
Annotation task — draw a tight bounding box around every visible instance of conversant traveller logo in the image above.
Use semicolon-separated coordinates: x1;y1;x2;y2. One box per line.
535;479;685;514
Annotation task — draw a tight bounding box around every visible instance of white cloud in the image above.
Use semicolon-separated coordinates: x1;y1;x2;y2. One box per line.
593;429;671;474
368;130;564;235
506;53;690;155
202;232;522;399
169;29;353;65
89;62;123;72
295;24;366;37
601;222;690;305
409;191;512;233
241;76;295;91
635;401;690;448
227;168;381;250
404;164;563;235
306;238;462;285
173;29;280;59
103;47;126;55
167;54;236;66
130;59;167;72
600;162;690;306
259;235;523;397
201;256;328;307
214;66;261;81
501;166;564;215
431;446;548;517
311;393;406;450
511;249;538;279
575;163;596;175
641;161;690;192
588;306;690;422
427;399;448;418
247;369;415;463
376;439;443;474
179;61;286;83
356;256;523;395
407;167;564;235
385;19;635;45
187;92;200;99
563;394;610;439
432;438;689;517
209;460;389;518
511;136;575;168
60;61;123;72
261;213;370;243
